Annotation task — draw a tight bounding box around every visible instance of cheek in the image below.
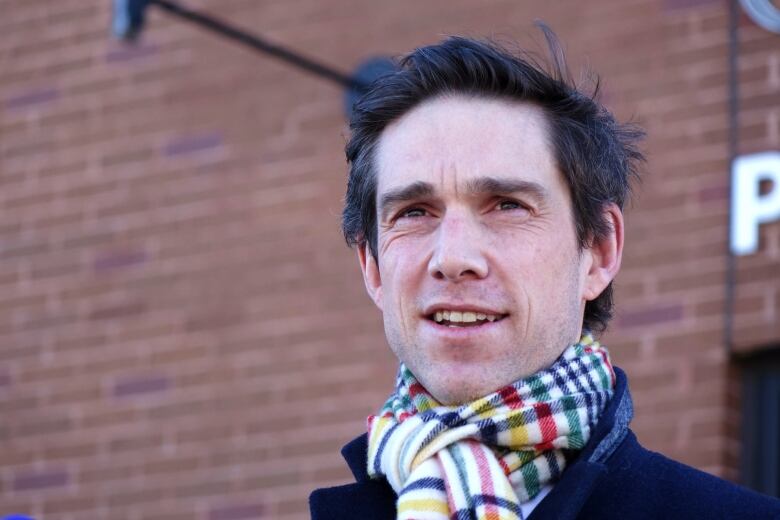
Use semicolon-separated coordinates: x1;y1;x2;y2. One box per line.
502;241;581;297
379;248;422;307
385;249;432;334
381;233;430;275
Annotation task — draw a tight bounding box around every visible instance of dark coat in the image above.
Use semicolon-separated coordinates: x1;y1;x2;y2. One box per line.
310;368;780;519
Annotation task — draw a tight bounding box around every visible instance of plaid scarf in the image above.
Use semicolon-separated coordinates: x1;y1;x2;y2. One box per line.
366;333;615;520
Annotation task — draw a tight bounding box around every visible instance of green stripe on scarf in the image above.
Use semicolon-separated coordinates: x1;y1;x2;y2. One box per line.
450;443;477;513
560;395;585;449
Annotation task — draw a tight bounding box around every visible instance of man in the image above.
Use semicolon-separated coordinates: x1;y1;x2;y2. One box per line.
310;35;780;519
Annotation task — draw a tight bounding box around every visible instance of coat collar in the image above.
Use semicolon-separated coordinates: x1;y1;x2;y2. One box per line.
341;428;372;482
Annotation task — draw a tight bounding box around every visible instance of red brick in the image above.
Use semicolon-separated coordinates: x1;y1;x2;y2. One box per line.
617;303;685;328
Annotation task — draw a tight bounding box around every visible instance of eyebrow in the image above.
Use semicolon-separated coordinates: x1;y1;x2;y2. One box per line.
378;176;549;220
379;181;435;220
465;177;549;201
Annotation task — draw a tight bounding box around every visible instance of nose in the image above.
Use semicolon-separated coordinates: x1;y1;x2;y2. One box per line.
427;213;489;281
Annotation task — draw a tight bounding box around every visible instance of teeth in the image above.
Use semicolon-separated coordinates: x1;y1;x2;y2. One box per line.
431;310;501;324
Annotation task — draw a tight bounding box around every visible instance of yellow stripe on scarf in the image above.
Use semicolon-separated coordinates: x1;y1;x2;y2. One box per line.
398;498;450;514
509;421;530;446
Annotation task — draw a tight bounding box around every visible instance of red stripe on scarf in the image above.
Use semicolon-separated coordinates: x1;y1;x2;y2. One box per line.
499;386;524;409
469;441;501;520
409;382;426;398
585;344;616;387
534;402;558;450
601;350;617;386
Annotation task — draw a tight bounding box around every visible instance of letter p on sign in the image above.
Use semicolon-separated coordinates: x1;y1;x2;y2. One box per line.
730;152;780;255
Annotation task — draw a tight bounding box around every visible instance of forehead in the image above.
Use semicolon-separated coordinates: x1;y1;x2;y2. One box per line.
374;95;561;195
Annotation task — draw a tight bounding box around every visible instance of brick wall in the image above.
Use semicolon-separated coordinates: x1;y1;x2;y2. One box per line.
1;0;778;518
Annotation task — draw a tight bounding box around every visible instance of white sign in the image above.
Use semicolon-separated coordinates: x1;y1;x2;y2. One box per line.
730;151;780;255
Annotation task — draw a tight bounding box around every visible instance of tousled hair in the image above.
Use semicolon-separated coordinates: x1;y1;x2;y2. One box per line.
342;30;644;333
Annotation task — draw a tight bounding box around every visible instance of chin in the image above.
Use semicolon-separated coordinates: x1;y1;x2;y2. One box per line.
430;379;494;406
410;360;498;405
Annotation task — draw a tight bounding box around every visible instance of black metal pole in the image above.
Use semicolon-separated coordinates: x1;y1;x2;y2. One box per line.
148;0;369;92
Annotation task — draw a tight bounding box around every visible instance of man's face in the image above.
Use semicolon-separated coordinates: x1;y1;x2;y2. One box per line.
358;95;615;405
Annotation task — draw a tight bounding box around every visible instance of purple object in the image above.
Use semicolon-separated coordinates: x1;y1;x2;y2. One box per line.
209;503;265;520
13;469;68;491
93;250;148;272
113;374;170;397
163;132;223;157
5;88;58;110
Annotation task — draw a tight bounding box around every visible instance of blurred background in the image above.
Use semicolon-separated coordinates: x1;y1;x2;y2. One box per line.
1;0;779;518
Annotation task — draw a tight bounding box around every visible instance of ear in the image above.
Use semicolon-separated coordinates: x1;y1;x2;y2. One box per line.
582;203;624;302
357;243;383;311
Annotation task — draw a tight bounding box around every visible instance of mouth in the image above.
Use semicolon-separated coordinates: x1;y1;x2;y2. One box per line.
426;309;508;328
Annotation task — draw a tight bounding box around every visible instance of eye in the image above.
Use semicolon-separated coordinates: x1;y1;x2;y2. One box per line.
399;207;427;218
495;199;524;211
